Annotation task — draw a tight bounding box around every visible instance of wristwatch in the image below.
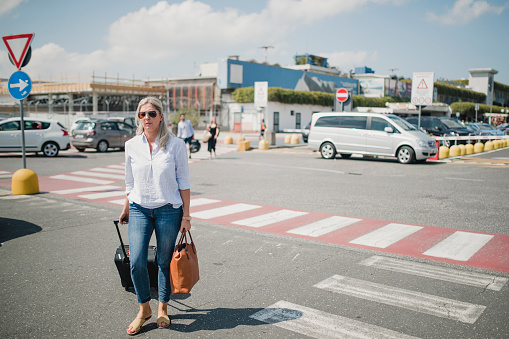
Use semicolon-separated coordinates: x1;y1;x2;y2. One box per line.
182;216;192;221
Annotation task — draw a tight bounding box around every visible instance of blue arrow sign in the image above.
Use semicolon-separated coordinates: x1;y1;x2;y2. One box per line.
8;70;32;100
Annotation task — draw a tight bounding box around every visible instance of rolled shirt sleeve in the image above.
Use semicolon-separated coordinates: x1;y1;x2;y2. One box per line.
175;138;191;190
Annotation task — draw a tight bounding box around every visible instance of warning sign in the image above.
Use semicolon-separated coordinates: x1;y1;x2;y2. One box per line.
411;72;434;106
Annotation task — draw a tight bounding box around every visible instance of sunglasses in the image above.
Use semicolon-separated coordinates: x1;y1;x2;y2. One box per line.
138;110;158;119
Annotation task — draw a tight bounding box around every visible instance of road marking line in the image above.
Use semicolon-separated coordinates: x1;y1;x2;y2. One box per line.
71;171;125;180
232;210;308;228
349;223;423;248
0;171;11;174
107;164;125;169
190;198;221;207
89;167;125;174
191;203;262;219
288;216;362;237
250;300;419;339
109;199;126;205
359;256;508;291
49;174;114;185
314;275;486;324
78;190;126;199
423;231;494;261
51;185;121;195
0;174;12;179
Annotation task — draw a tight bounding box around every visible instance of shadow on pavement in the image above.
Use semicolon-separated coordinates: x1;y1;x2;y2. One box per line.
0;217;42;246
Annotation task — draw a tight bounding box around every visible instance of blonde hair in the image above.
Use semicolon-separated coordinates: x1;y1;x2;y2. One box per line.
135;97;172;149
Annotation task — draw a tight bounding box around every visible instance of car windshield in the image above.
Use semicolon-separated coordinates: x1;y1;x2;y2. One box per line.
388;116;416;131
479;124;495;130
440;118;464;128
77;122;95;130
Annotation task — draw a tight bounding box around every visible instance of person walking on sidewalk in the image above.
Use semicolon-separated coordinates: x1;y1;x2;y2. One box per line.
207;116;220;159
260;118;266;140
177;114;194;158
119;97;192;335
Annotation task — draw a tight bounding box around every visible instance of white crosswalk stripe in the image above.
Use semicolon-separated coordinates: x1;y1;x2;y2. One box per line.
89;167;125;174
349;223;423;248
109;199;126;205
191;203;262;219
313;275;486;324
49;174;114;185
78;190;126;199
71;170;125;180
0;171;12;179
287;216;362;237
423;231;494;261
359;256;508;291
232;209;308;228
190;198;221;207
107;164;125;169
250;300;419;339
51;185;121;195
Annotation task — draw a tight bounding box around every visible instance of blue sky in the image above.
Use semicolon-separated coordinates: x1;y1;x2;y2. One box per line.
1;0;508;85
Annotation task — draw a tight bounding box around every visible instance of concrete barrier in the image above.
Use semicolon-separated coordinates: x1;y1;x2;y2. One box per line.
449;145;461;157
224;135;233;144
474;142;484;153
237;140;250;151
458;144;466;156
258;140;269;150
236;136;245;145
284;134;292;143
439;146;449;159
290;134;300;144
483;141;493;151
503;139;508;148
12;168;39;195
465;144;474;155
493;140;501;149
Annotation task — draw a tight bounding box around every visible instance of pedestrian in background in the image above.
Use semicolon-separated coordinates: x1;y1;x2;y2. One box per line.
260;118;266;139
207;116;220;159
119;97;192;335
177;113;195;158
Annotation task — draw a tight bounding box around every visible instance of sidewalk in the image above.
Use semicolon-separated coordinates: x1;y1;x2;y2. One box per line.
194;129;307;149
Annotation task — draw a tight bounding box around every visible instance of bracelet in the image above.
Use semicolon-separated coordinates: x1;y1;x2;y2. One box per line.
182;216;192;221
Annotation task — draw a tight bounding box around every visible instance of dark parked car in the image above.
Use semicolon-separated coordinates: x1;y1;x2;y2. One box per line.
302;121;311;143
496;122;509;135
405;116;478;137
71;120;135;152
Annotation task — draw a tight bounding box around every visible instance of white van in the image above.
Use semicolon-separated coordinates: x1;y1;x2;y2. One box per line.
308;112;437;164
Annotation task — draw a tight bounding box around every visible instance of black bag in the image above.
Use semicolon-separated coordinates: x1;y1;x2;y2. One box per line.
189;139;201;153
113;220;158;290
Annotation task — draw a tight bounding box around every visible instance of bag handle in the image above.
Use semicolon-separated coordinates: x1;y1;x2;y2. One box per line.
113;220;129;263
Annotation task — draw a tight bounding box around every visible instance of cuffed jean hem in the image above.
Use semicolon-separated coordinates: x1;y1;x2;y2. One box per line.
128;202;182;304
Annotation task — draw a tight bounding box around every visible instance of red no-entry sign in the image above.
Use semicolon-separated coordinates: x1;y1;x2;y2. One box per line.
336;88;349;103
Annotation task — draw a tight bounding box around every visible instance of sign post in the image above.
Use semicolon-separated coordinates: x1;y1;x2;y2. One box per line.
475;103;479;122
411;72;434;129
3;33;35;169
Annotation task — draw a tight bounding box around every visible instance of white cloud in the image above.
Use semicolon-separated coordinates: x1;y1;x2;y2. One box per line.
426;0;508;25
322;51;379;71
0;0;404;79
0;0;24;16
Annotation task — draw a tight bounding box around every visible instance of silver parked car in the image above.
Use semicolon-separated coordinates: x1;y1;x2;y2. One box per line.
0;117;70;157
71;120;135;152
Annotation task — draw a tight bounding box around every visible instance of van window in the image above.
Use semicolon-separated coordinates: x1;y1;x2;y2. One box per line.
371;117;391;131
338;116;367;129
315;116;340;128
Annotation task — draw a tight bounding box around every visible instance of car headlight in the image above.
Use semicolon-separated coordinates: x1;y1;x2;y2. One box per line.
449;131;457;135
417;140;427;147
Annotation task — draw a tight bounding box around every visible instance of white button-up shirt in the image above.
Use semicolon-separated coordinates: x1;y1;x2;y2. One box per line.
125;134;191;209
177;119;194;139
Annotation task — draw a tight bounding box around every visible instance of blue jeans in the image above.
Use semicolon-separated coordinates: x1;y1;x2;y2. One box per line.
128;202;182;304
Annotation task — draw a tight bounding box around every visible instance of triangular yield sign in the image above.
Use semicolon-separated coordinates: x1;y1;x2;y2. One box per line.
2;33;35;69
417;79;428;89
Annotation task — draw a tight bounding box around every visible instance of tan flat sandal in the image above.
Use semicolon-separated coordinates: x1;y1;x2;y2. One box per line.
127;315;151;336
157;314;171;328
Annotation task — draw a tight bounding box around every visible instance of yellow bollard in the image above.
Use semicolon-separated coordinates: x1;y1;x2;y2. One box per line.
236;136;245;145
474;142;484;153
449;145;461;157
484;141;493;151
237;140;250;151
503;139;508;147
439;146;449;159
493;140;501;149
258;139;269;150
290;134;300;144
465;144;474;155
12;168;39;195
458;144;466;156
224;135;233;144
284;134;292;143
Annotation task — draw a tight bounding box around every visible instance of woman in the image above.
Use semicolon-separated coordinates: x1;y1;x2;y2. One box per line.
207;116;219;159
119;97;191;335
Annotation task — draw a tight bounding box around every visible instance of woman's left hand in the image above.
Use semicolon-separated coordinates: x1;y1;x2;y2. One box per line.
180;219;191;233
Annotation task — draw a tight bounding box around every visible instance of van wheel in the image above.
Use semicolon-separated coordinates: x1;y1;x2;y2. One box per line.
320;142;336;159
340;154;352;159
397;146;415;164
